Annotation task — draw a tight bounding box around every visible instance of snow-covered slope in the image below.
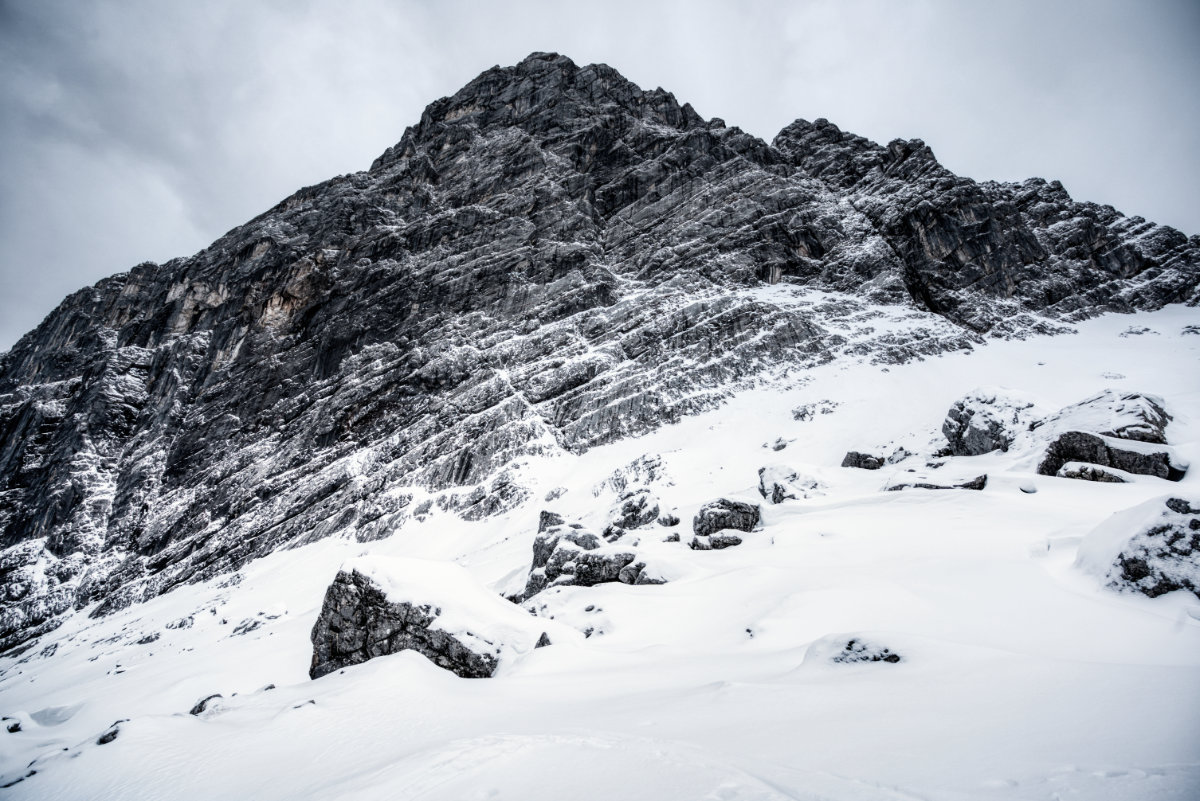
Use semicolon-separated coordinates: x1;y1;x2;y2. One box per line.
3;305;1197;800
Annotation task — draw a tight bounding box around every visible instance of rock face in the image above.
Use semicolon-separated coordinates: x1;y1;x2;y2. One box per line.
310;558;547;679
1;51;1198;652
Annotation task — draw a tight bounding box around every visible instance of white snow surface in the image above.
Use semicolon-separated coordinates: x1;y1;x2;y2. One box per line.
2;304;1199;800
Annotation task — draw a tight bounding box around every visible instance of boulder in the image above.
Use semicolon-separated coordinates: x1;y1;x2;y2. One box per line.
885;474;987;491
310;558;547;679
802;633;903;666
692;498;761;538
832;639;902;664
941;387;1041;455
757;465;825;504
609;489;660;530
1044;390;1172;444
1076;496;1200;600
1038;431;1185;481
521;521;658;599
841;451;884;470
690;530;744;550
537;510;565;532
1056;462;1129;483
189;694;223;715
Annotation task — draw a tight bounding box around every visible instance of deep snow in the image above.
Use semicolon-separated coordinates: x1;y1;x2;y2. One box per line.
1;304;1198;800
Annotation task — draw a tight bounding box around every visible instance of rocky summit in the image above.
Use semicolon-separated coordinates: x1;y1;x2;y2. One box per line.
1;52;1197;652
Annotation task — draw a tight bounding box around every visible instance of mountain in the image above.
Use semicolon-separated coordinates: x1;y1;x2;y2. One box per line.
2;53;1199;801
1;51;1197;656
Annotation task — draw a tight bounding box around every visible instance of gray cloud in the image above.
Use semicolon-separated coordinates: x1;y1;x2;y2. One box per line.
2;0;1197;351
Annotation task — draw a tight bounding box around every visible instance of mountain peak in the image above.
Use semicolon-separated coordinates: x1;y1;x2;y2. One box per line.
372;52;706;171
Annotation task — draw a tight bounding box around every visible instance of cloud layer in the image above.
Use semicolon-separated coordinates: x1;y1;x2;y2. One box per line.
2;0;1197;351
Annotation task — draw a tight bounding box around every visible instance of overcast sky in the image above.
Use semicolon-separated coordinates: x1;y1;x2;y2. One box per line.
2;0;1197;352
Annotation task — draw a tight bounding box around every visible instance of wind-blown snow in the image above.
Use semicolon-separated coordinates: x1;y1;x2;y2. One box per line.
1;305;1198;800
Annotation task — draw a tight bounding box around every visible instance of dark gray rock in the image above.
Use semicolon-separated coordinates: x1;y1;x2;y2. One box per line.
831;639;902;664
1039;431;1184;481
96;720;127;745
692;498;761;538
520;522;644;600
537;510;565;533
690;531;744;550
841;451;884;470
886;475;987;491
1;51;1197;651
1107;497;1200;599
189;694;222;715
1056;463;1129;483
942;388;1039;455
309;568;536;679
609;489;659;530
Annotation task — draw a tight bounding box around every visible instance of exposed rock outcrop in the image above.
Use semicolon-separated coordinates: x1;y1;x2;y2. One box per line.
1077;496;1200;600
1056;462;1130;483
310;558;546;679
520;520;664;600
885;474;988;491
942;388;1041;456
691;498;761;550
841;451;884;470
1038;431;1185;481
758;464;824;503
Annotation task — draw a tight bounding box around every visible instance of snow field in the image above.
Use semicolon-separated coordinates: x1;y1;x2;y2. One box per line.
1;305;1198;800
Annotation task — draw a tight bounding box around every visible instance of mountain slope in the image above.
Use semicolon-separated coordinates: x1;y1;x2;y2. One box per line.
1;52;1198;652
1;306;1197;800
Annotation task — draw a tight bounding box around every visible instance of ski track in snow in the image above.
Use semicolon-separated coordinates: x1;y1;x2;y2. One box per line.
1;305;1199;800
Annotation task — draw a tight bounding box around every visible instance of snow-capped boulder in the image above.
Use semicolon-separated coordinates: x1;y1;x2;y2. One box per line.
1076;496;1200;600
1027;390;1185;481
832;639;902;664
802;634;903;665
1038;431;1186;481
1056;462;1130;483
1043;390;1172;444
692;498;761;538
310;557;547;680
840;451;884;470
520;520;665;600
690;530;745;550
690;498;761;549
606;489;660;531
757;465;824;504
941;387;1041;455
884;474;987;491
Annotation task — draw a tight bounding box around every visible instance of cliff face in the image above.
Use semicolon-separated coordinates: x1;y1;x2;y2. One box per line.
1;52;1196;651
